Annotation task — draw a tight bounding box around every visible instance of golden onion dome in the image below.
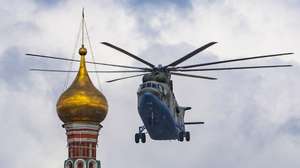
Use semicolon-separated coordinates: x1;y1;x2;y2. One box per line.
56;45;108;124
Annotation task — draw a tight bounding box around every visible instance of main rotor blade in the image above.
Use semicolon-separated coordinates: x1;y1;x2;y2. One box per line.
174;65;292;72
106;73;149;83
26;53;151;71
166;42;217;67
101;42;155;68
30;68;147;73
171;72;217;80
184;122;205;125
175;52;293;69
30;69;77;72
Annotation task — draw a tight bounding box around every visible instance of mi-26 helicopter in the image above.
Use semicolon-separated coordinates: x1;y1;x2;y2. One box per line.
28;41;293;143
27;11;293;143
97;42;293;143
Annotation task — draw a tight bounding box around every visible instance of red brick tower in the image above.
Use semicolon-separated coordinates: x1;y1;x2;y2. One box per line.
62;123;104;168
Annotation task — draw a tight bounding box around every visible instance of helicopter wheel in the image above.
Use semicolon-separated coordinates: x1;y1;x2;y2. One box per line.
141;133;146;143
185;132;190;142
135;133;140;143
178;132;184;142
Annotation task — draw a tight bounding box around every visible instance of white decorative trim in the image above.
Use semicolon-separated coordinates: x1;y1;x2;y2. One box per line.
67;138;97;143
64;123;101;131
67;130;98;135
89;143;93;158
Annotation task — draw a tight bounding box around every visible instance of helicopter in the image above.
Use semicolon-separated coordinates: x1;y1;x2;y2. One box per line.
26;10;293;143
98;42;293;143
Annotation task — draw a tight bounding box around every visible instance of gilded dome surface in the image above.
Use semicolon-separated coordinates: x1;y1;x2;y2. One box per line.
56;46;108;123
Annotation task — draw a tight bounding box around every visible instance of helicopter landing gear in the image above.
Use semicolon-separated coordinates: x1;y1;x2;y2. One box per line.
178;131;190;142
135;126;146;143
178;132;184;142
185;131;190;141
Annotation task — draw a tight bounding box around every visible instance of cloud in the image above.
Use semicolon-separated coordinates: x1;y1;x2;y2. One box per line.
0;1;300;168
35;0;60;6
280;117;300;137
126;0;192;8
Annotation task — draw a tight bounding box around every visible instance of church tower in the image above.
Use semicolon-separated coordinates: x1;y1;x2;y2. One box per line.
56;10;108;168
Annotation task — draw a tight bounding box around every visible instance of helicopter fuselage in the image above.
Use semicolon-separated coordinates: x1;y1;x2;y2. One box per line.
137;77;187;141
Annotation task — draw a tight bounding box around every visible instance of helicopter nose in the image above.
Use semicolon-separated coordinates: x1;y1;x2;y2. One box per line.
140;92;157;102
139;92;160;108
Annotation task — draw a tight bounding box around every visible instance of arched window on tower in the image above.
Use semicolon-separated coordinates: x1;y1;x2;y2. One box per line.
74;159;86;168
65;160;73;168
78;161;83;168
88;160;97;168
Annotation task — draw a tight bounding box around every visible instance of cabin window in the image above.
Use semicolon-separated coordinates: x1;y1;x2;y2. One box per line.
140;82;165;94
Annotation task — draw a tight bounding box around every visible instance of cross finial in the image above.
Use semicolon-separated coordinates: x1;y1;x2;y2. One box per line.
81;8;85;47
82;8;85;18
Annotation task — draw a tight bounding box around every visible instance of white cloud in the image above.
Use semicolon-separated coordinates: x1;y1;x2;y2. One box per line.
0;1;300;168
157;0;299;62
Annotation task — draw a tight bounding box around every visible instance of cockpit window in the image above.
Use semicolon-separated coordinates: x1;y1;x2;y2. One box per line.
140;82;164;93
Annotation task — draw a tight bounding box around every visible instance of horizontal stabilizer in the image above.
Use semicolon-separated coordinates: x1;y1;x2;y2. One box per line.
184;107;192;111
178;106;192;111
184;122;205;125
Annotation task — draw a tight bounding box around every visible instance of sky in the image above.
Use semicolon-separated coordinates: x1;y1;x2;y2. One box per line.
0;0;300;168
